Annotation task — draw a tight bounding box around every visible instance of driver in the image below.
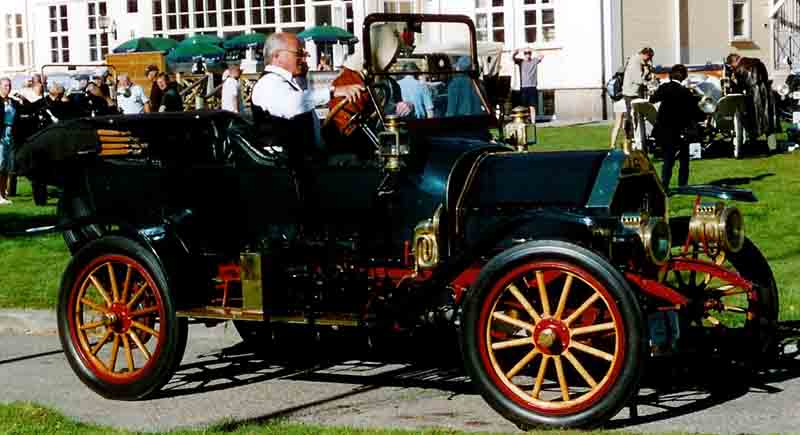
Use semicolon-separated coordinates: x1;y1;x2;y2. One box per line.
251;32;364;149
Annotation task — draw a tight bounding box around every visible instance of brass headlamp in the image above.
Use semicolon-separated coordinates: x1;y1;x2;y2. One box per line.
621;213;672;265
378;115;410;171
503;106;537;152
689;202;744;253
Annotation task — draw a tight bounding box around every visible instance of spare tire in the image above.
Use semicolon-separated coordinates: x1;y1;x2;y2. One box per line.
57;195;104;254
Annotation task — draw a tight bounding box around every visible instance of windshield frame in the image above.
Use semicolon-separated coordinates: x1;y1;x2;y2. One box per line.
362;13;479;77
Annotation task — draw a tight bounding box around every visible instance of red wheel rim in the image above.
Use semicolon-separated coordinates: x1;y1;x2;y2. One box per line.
477;260;627;416
67;255;167;384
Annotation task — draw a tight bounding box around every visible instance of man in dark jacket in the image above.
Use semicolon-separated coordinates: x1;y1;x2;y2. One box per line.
155;73;183;112
725;53;776;139
649;64;702;187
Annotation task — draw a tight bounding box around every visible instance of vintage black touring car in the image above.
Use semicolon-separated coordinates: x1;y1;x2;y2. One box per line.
16;14;778;430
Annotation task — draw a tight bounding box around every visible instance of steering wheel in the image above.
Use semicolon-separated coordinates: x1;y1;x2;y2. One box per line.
323;81;393;135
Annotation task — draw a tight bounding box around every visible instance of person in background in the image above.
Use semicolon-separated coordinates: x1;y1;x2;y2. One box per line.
91;73;111;99
725;53;777;139
19;74;43;103
156;73;183;112
43;82;71;120
317;54;332;71
446;56;484;117
116;74;149;114
397;62;434;119
85;82;114;116
649;64;702;187
609;97;626;150
145;64;163;113
513;47;544;120
0;77;19;205
221;64;243;113
622;46;655;142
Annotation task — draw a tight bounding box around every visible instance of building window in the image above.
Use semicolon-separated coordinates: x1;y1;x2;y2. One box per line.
192;0;218;29
279;0;305;25
222;0;247;26
88;2;109;62
345;0;353;34
3;14;25;67
383;0;413;13
49;5;70;63
730;0;751;41
475;0;504;43
250;0;277;27
128;0;139;13
522;0;556;44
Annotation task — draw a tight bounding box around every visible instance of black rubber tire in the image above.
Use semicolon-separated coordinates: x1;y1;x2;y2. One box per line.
669;217;779;361
58;195;105;254
57;236;188;400
461;240;645;429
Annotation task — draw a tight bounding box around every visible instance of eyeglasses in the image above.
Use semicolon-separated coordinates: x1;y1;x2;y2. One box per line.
280;48;310;58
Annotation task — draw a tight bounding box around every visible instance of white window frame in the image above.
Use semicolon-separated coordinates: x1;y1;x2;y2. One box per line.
520;0;558;47
729;0;752;41
3;13;26;67
49;4;70;64
88;1;109;63
474;0;507;44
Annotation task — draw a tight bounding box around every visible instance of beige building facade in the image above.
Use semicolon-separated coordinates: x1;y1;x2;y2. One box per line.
617;0;798;78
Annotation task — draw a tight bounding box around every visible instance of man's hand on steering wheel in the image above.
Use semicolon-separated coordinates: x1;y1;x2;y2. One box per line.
333;84;365;104
395;101;414;117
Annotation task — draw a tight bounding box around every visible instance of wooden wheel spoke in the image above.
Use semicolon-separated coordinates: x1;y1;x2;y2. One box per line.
120;265;132;304
536;271;552;317
563;350;598;388
126;282;149;309
571;341;614;362
107;263;120;303
108;335;120;372
571;322;616;337
89;274;113;307
553;355;570;401
723;305;748;314
128;331;151;359
554;274;573;320
121;334;135;372
505;349;540;379
492;337;534;350
507;284;541;323
530;355;550;399
492;312;536;333
91;329;113;355
130;306;160;318
131;320;158;337
80;320;106;331
719;287;749;297
80;297;109;314
564;293;601;326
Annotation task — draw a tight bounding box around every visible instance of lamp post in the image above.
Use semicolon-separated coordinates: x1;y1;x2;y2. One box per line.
98;15;117;42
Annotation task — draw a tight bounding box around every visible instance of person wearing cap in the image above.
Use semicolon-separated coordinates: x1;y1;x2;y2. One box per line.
397;62;434;118
145;64;163;113
117;74;149;114
513;47;544;118
622;47;655;141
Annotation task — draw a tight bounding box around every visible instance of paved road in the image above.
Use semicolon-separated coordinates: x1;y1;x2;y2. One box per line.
1;313;800;433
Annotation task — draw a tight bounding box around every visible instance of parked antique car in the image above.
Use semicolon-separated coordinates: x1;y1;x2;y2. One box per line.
776;58;800;122
636;63;778;159
16;14;778;430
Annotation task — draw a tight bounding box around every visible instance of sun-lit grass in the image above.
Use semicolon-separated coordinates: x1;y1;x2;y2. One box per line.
0;124;798;321
0;402;714;435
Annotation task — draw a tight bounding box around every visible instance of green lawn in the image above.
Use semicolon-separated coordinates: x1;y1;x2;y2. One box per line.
1;124;798;320
0;402;711;435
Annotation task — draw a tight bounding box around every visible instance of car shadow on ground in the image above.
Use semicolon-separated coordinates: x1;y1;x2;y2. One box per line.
155;323;800;430
705;172;775;187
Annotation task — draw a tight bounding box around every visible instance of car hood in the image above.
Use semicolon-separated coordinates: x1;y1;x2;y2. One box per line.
460;150;610;209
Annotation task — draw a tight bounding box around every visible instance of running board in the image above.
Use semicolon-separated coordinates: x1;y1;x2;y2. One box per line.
176;307;361;327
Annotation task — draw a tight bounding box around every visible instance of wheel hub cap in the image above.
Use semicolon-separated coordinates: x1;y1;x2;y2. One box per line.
107;303;132;334
533;318;570;355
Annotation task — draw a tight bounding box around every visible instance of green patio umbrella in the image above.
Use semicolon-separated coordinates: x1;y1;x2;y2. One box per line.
112;37;178;53
223;32;268;50
179;34;223;47
166;41;225;63
297;25;357;43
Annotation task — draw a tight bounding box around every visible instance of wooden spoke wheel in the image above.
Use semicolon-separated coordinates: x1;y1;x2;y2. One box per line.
58;236;187;400
667;217;778;362
462;241;644;429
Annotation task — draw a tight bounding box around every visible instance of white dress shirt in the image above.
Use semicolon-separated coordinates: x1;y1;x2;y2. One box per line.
251;65;330;119
221;77;242;113
117;84;148;114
